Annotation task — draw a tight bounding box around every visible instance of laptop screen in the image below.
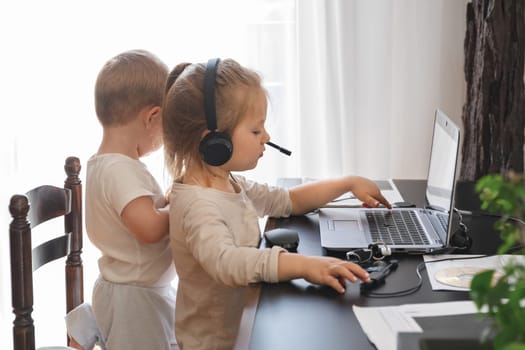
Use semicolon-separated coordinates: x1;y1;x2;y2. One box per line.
425;110;461;239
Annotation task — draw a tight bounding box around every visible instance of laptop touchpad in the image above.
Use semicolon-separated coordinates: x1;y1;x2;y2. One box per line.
330;219;359;231
325;219;367;247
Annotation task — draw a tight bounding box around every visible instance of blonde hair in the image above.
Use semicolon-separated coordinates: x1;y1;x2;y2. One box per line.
95;49;168;126
163;58;264;178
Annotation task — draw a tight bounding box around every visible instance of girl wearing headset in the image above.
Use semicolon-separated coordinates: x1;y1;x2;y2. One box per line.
162;58;391;349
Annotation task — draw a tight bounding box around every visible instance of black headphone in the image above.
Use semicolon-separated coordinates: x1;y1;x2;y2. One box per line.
199;58;234;166
450;221;473;250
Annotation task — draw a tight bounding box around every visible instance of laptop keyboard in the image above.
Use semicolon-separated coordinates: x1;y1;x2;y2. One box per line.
437;213;448;231
365;210;429;245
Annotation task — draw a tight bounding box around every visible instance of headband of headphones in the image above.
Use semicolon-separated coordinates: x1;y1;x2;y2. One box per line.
204;58;220;131
199;58;234;166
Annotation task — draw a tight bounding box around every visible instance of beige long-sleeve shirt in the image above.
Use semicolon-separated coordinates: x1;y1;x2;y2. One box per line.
169;175;292;349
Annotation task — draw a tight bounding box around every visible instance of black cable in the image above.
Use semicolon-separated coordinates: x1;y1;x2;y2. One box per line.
362;254;492;298
425;254;488;263
456;209;525;226
362;261;425;298
454;208;525;253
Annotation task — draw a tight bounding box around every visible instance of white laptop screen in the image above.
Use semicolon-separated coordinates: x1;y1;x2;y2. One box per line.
425;110;460;215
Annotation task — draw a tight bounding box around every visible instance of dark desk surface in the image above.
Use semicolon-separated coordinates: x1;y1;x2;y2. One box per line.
240;179;502;350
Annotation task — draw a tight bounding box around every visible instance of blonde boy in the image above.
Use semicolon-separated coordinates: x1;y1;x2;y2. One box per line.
67;50;177;350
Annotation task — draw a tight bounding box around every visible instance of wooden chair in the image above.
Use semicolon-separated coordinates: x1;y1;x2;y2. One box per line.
9;156;84;350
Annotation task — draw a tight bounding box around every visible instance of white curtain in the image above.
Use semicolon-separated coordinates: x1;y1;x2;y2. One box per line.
287;0;467;180
0;0;467;347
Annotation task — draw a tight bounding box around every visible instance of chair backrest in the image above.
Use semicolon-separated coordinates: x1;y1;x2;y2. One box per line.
9;156;84;350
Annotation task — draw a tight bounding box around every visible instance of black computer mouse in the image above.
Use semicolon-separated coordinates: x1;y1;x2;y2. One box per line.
263;228;299;251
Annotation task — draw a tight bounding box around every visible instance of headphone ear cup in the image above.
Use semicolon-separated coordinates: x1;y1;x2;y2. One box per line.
450;226;473;250
199;131;233;166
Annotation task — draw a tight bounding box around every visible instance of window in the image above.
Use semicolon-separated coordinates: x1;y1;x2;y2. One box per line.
0;0;296;346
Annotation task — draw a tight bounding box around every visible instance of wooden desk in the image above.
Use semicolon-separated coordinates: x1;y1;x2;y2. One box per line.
235;180;502;350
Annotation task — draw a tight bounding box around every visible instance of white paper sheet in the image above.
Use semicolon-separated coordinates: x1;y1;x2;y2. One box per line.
353;300;478;350
278;178;404;207
324;179;404;208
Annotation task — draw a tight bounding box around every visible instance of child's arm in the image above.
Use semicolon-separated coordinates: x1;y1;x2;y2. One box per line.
288;175;391;215
121;196;169;243
277;253;370;293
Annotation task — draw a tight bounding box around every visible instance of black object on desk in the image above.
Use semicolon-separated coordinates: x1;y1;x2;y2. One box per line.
264;228;299;251
360;259;399;293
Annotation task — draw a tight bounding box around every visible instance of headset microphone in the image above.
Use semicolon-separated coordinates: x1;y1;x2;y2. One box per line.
266;141;292;156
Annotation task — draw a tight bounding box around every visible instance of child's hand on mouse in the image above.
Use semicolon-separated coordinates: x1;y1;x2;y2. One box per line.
302;256;371;293
278;253;370;293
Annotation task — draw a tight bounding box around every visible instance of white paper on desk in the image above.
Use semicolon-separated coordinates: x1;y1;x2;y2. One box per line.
324;179;404;208
423;254;525;291
277;178;404;207
353;300;478;350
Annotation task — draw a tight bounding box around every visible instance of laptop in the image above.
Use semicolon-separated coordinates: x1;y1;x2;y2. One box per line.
318;109;461;253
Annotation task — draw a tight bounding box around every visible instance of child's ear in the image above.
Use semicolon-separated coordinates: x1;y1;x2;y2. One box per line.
200;129;211;140
143;106;162;127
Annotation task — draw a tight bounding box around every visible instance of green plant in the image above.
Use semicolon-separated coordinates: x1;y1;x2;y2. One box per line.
470;171;525;350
